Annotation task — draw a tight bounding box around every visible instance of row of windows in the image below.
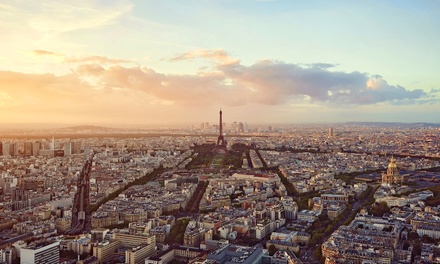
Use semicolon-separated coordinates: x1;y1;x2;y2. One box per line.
34;247;59;264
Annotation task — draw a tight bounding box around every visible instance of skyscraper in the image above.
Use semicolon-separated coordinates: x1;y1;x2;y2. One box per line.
10;143;18;156
50;137;55;151
64;142;72;156
0;142;7;156
32;142;40;156
329;127;334;137
72;141;82;154
232;121;238;132
238;122;244;133
24;142;32;156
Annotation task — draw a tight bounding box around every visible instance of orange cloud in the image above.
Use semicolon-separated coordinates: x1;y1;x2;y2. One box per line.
30;50;132;65
0;71;172;124
67;56;132;65
1;50;429;124
75;64;105;76
29;50;66;63
32;50;64;57
170;49;240;65
366;76;386;90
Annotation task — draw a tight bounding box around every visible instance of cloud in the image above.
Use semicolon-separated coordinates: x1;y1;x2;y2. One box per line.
67;55;132;65
0;92;16;106
366;75;388;90
307;63;336;69
219;60;426;105
30;50;132;65
75;64;105;76
170;49;240;65
0;70;172;123
29;50;66;63
28;1;132;34
71;56;427;107
0;1;133;66
0;49;431;124
32;50;64;57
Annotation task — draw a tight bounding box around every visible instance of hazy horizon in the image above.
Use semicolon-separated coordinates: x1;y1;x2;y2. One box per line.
0;120;439;131
1;1;439;124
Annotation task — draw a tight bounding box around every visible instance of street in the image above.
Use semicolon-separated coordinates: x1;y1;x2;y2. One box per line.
300;184;378;263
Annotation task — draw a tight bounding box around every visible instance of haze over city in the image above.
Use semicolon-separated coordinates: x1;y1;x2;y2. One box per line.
1;0;439;126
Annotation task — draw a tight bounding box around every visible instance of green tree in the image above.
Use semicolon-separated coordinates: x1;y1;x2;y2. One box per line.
325;224;333;234
167;218;189;244
412;239;422;262
311;233;323;244
380;201;390;213
408;231;420;241
313;244;324;263
422;234;435;244
382;226;393;232
268;244;277;256
318;213;329;222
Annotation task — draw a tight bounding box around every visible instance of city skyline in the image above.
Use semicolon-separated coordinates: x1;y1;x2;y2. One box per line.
1;0;439;125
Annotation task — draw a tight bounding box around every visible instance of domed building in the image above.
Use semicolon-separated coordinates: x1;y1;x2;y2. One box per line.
381;157;404;186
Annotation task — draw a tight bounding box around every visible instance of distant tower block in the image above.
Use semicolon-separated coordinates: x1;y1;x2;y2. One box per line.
329;127;334;137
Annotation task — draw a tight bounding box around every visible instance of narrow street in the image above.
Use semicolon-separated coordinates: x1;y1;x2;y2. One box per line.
300;184;378;263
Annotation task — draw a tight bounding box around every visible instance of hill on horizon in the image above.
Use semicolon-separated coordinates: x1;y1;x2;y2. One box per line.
59;125;114;131
344;122;440;128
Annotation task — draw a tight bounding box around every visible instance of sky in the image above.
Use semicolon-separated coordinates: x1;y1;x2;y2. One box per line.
0;0;439;126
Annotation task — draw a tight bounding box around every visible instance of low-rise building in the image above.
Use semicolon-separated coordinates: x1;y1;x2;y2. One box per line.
297;210;316;222
207;244;266;264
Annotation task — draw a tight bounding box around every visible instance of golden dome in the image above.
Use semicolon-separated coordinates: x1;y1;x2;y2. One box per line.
388;157;397;169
